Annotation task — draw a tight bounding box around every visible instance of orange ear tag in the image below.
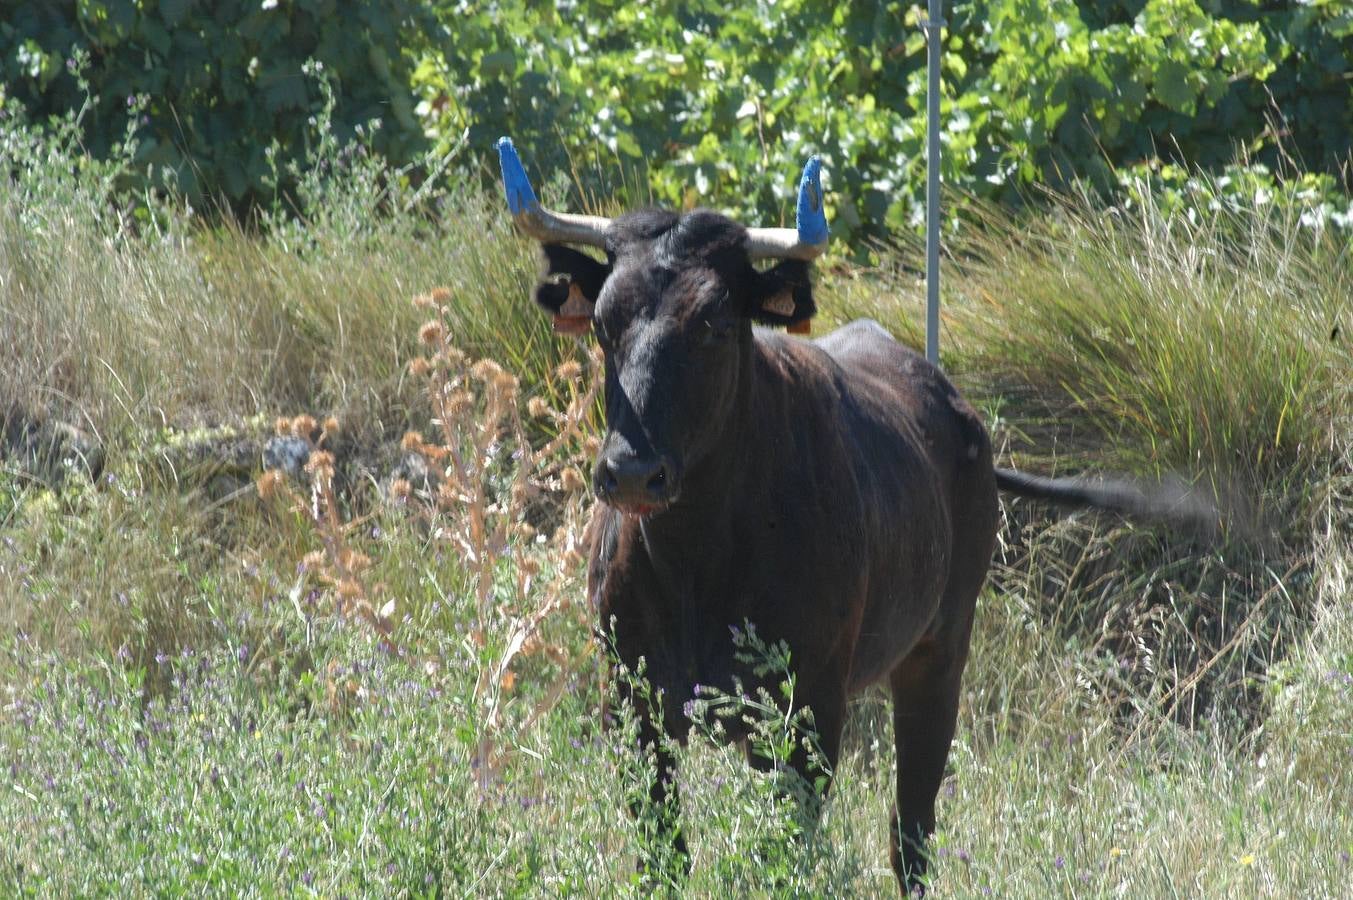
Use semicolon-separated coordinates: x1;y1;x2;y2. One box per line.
553;282;595;335
787;320;812;335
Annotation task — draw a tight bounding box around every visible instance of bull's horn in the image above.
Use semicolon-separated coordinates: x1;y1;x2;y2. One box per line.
496;137;612;248
744;156;828;261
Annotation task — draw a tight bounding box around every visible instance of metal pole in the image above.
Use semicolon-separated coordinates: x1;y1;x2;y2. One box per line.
925;0;943;366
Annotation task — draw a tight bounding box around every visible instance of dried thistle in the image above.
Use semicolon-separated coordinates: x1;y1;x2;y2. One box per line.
386;292;606;789
256;469;284;502
305;450;335;481
418;320;445;346
560;467;587;493
469;358;505;384
290;414;317;439
260;415;395;648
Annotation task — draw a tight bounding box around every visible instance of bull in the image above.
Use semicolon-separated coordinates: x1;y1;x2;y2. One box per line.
496;138;1202;894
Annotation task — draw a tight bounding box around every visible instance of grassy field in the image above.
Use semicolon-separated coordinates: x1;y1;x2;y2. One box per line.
1;119;1350;897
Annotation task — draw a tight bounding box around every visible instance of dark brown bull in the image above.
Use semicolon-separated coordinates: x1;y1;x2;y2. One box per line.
497;139;1207;894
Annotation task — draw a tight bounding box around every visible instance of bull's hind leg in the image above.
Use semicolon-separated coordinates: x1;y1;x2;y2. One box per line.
888;629;972;896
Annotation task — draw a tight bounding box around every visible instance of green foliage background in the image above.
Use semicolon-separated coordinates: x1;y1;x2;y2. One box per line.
2;1;1350;239
0;0;437;213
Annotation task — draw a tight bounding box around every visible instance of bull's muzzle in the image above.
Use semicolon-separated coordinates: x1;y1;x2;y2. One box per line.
594;452;680;513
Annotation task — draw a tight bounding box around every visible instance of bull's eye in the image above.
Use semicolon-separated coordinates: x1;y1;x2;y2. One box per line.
700;318;736;347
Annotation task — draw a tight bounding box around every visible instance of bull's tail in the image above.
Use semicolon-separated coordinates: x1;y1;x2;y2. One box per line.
994;466;1220;532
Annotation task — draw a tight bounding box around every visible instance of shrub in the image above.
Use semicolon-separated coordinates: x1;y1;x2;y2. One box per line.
0;0;438;213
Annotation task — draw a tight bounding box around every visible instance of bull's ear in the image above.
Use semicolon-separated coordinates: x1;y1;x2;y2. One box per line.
748;259;815;332
533;244;611;335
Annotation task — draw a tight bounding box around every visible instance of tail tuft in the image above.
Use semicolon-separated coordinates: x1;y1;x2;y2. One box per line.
994;467;1221;536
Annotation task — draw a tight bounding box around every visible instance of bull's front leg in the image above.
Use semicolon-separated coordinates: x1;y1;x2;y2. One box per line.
743;681;847;830
608;670;690;885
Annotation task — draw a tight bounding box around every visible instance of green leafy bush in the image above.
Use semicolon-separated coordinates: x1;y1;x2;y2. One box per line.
3;2;1347;242
414;0;1351;244
0;0;438;212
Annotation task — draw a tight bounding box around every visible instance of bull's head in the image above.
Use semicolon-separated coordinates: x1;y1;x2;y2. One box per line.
497;137;828;515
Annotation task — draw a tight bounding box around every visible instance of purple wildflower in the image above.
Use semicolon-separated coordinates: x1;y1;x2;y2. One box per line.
1054;855;1065;870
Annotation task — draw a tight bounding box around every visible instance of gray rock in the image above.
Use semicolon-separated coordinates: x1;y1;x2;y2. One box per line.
262;436;312;478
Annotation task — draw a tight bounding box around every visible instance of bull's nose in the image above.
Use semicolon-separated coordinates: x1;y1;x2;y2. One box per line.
595;454;679;509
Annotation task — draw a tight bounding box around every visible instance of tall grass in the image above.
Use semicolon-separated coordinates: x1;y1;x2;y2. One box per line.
947;188;1350;507
0;113;584;447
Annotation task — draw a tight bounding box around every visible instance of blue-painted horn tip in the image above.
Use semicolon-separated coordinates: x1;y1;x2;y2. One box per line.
496;136;537;215
796;156;828;245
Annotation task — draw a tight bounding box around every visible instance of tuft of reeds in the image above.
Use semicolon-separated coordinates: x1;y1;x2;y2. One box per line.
946;184;1350;515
